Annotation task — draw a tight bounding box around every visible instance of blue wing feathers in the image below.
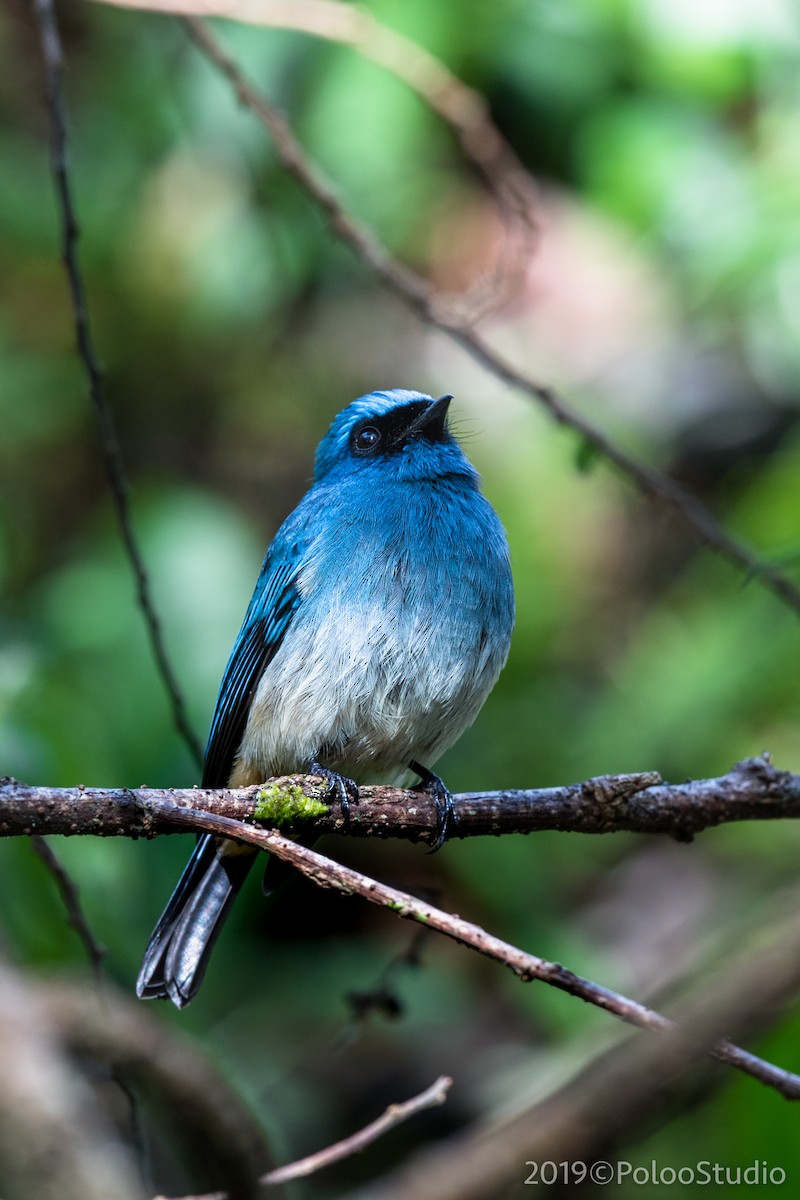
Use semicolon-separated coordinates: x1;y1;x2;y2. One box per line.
202;549;304;788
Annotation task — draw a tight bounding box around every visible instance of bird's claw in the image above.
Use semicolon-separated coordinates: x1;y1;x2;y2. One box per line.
308;757;359;824
409;760;456;852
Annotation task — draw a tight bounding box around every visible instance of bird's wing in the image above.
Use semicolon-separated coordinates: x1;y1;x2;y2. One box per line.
201;543;304;788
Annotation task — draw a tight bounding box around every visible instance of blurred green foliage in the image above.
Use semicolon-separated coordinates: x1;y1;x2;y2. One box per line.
1;0;800;1195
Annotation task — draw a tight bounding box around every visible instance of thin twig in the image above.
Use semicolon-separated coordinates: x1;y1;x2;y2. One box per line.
2;757;798;843
30;836;108;988
173;15;800;616
146;802;800;1099
31;0;204;768
263;1075;452;1185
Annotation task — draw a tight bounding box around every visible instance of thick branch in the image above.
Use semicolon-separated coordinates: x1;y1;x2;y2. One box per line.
2;757;799;843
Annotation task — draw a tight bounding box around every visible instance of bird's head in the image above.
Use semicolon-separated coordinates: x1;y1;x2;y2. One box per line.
314;389;478;485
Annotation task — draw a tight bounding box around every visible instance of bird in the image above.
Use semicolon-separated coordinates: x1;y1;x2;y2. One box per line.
136;388;515;1007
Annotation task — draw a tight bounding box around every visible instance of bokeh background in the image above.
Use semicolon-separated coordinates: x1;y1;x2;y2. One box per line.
2;0;800;1195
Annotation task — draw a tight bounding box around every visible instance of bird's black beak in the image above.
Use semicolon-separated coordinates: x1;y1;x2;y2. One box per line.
396;394;453;445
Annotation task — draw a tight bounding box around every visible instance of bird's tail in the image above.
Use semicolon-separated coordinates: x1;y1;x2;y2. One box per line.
136;834;256;1008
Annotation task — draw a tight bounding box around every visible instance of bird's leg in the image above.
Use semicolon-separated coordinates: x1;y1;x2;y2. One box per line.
409;760;456;852
307;755;359;823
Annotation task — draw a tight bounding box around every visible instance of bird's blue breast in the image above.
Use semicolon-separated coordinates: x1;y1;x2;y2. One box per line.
228;459;514;785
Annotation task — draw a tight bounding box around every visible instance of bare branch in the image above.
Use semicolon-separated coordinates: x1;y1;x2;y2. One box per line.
30;836;108;987
159;1075;452;1198
123;805;800;1101
263;1074;452;1185
31;0;204;767
2;757;799;843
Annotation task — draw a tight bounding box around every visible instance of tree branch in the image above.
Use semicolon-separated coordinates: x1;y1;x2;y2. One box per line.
3;768;800;1099
31;0;204;768
262;1074;452;1186
2;757;798;843
30;835;108;987
159;1076;452;1199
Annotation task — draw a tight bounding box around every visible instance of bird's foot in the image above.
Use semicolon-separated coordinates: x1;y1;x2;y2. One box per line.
308;756;360;823
409;760;456;852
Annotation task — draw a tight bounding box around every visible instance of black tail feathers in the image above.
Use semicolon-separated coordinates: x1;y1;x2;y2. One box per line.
136;834;256;1008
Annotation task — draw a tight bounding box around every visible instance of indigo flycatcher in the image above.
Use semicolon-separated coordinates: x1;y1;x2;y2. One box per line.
137;389;514;1006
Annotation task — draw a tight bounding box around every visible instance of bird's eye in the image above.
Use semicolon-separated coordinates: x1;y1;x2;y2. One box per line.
354;425;381;453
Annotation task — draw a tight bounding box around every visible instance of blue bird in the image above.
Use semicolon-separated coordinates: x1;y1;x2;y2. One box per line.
137;389;514;1007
